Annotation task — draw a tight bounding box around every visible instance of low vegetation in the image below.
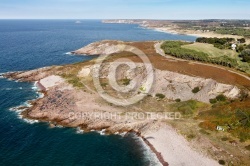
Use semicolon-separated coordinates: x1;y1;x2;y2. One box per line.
170;100;206;117
187;134;196;139
121;78;131;86
209;98;217;104
155;93;165;99
198;99;250;142
216;28;250;38
218;160;226;165
245;145;250;151
161;41;250;74
192;87;200;93
196;37;234;49
175;98;181;102
61;73;84;88
239;49;250;63
216;94;227;102
171;20;250;37
209;94;228;104
183;42;237;58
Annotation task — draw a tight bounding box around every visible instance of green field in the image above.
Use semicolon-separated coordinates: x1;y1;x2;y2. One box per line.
182;43;238;58
161;41;250;74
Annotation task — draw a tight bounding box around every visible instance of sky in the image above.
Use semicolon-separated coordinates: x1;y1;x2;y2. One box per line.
0;0;250;19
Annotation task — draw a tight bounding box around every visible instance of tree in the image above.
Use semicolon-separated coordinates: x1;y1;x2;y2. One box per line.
240;49;250;63
237;38;246;43
236;45;244;52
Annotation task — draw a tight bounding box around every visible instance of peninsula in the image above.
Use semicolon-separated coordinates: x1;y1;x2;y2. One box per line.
3;40;250;166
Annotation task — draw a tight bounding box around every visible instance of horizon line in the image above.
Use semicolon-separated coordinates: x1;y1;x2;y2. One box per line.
0;18;250;21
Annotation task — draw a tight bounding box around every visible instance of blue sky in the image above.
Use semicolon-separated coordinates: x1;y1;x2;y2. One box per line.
0;0;249;19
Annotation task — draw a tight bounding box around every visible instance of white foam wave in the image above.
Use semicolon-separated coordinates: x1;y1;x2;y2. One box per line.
0;73;4;78
119;132;127;137
21;116;39;124
14;111;39;124
2;87;25;91
9;106;24;112
76;127;84;134
38;92;44;98
6;79;46;125
65;52;73;55
113;131;127;136
97;129;106;135
133;136;162;166
24;101;33;107
32;86;38;90
56;125;63;128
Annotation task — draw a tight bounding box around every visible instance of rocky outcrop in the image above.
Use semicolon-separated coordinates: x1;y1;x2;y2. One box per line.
3;66;62;82
71;40;127;55
152;69;240;103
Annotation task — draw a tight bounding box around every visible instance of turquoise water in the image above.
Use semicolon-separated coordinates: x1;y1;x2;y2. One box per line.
0;20;196;166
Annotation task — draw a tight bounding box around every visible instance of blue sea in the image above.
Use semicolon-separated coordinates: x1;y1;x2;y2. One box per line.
0;20;196;166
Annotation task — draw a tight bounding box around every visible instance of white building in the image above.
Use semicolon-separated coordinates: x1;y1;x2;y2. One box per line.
231;44;237;50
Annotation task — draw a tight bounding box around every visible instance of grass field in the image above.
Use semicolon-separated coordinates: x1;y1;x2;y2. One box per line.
182;43;238;58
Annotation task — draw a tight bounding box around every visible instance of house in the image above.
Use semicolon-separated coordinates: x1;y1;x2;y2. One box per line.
231;44;237;50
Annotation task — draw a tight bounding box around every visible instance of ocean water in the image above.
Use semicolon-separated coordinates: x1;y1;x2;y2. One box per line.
0;20;196;166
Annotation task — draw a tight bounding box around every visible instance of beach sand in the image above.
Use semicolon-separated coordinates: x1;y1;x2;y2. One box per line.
39;75;65;90
143;123;220;166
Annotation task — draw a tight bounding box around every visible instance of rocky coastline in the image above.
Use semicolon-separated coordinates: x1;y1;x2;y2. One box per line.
3;40;250;166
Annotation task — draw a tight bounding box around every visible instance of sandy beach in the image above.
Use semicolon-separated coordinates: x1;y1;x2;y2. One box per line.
142;123;219;166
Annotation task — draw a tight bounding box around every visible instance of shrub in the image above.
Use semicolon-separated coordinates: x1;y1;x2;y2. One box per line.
101;83;108;87
239;131;250;142
175;98;181;102
187;134;196;139
237;38;246;43
218;160;226;165
245;145;250;151
122;78;131;86
67;77;83;88
192;87;200;93
199;121;217;131
216;94;227;102
196;37;235;49
240;49;250;63
221;137;229;141
171;100;204;117
199;129;210;135
155;93;165;99
209;98;217;104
